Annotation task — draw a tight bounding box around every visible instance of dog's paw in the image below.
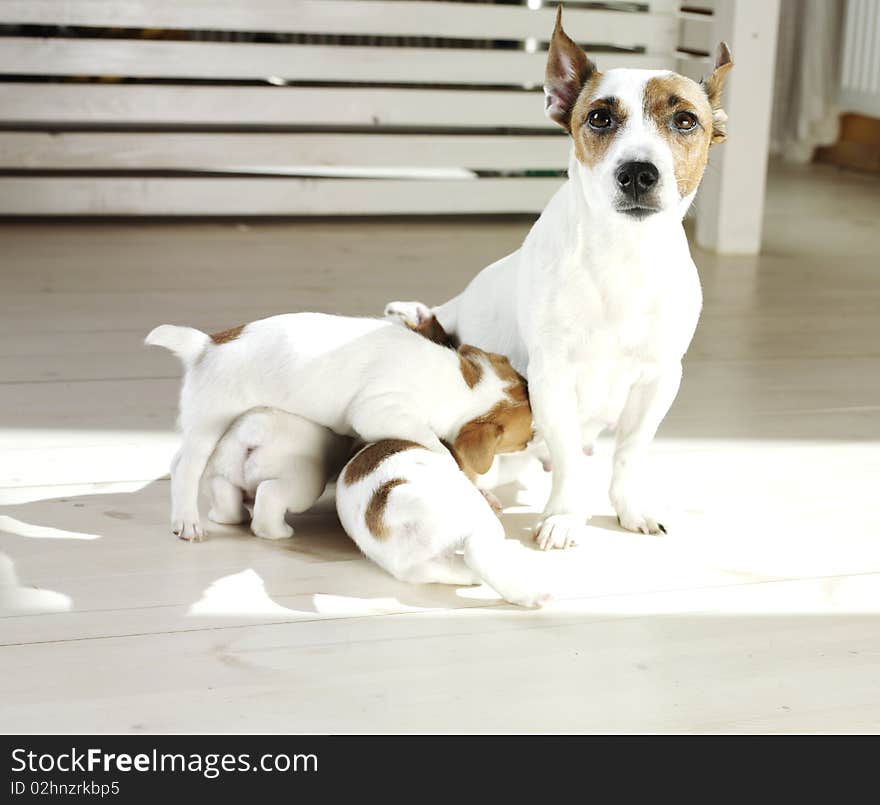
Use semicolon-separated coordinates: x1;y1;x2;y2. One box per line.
384;300;431;328
534;513;587;551
616;508;667;536
251;520;294;540
172;517;205;542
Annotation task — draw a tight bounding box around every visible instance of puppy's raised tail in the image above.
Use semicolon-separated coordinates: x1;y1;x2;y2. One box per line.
145;324;211;368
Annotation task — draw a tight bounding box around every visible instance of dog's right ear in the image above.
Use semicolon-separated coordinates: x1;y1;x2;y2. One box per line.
702;42;733;144
544;5;597;131
452;420;503;480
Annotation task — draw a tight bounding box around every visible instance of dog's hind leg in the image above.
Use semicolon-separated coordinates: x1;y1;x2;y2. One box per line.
397;554;481;587
207;476;248;525
463;530;552;608
250;479;294;540
171;417;235;541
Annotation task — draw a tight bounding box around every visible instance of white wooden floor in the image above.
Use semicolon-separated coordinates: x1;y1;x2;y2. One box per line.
1;162;879;734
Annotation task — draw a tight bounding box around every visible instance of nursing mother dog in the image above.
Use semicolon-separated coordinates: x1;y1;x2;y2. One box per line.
388;8;733;550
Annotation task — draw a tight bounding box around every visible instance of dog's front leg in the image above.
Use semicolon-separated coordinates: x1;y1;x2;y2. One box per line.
610;363;682;535
530;365;590;550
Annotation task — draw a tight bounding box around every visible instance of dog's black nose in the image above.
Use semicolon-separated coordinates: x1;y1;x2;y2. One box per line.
616;161;659;199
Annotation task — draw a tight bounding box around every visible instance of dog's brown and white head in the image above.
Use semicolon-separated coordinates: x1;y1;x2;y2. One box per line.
384;303;533;480
451;344;533;481
545;7;732;219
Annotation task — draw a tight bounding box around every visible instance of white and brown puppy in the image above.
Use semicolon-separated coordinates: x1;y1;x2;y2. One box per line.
388;8;733;550
336;434;550;608
204;407;352;540
146;313;529;540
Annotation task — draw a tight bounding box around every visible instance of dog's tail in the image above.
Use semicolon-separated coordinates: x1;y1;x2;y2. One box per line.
463;530;553;609
144;324;211;368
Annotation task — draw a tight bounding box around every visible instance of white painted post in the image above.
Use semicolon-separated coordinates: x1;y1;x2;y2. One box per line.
695;0;780;255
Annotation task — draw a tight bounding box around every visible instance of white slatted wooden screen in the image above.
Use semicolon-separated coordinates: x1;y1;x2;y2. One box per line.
0;0;704;216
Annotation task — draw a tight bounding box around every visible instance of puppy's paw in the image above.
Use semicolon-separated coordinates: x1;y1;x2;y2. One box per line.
172;517;205;542
616;507;667;536
534;513;587;551
384;300;431;328
251;520;294;540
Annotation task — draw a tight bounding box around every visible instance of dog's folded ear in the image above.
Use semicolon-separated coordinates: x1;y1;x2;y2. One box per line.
702;42;733;144
452;420;503;480
544;5;597;131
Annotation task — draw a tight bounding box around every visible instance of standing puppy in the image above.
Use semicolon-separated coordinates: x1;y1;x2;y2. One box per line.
205;407;352;539
388;8;732;549
147;313;529;540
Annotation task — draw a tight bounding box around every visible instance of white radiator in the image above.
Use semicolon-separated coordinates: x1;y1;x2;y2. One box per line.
841;0;880;117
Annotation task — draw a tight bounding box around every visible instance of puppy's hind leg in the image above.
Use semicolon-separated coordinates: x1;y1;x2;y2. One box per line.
463;528;553;608
398;554;481;587
282;457;329;514
207;476;248;525
251;479;294;540
172;418;235;541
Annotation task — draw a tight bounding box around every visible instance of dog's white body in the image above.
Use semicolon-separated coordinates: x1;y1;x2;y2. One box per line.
336;440;551;607
147;313;518;540
205;407;351;539
387;15;731;550
433;152;701;547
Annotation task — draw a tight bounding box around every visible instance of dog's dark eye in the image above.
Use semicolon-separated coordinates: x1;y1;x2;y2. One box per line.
587;108;613;130
673;111;698;132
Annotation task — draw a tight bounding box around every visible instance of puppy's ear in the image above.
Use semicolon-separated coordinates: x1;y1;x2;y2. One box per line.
544;5;597;131
701;42;733;144
412;314;454;348
452;420;503;480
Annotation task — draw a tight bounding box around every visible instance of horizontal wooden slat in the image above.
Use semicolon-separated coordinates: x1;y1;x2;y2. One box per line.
0;83;557;129
678;12;713;54
0;132;570;170
0;38;677;84
0;1;678;49
0;176;564;215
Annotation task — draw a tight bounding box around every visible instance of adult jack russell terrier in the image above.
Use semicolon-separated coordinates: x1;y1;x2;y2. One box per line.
146;313;531;540
387;8;732;550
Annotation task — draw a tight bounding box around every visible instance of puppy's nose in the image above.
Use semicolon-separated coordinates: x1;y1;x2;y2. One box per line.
616;161;659;198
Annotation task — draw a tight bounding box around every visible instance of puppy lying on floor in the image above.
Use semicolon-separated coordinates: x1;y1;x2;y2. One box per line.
147;312;530;541
336;436;550;608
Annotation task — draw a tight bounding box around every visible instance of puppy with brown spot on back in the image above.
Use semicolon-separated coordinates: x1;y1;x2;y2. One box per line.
336;402;549;608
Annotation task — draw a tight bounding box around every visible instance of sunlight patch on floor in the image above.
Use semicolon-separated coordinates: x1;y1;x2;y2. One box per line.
0;554;72;615
0;515;101;540
187;568;305;617
311;592;434;616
